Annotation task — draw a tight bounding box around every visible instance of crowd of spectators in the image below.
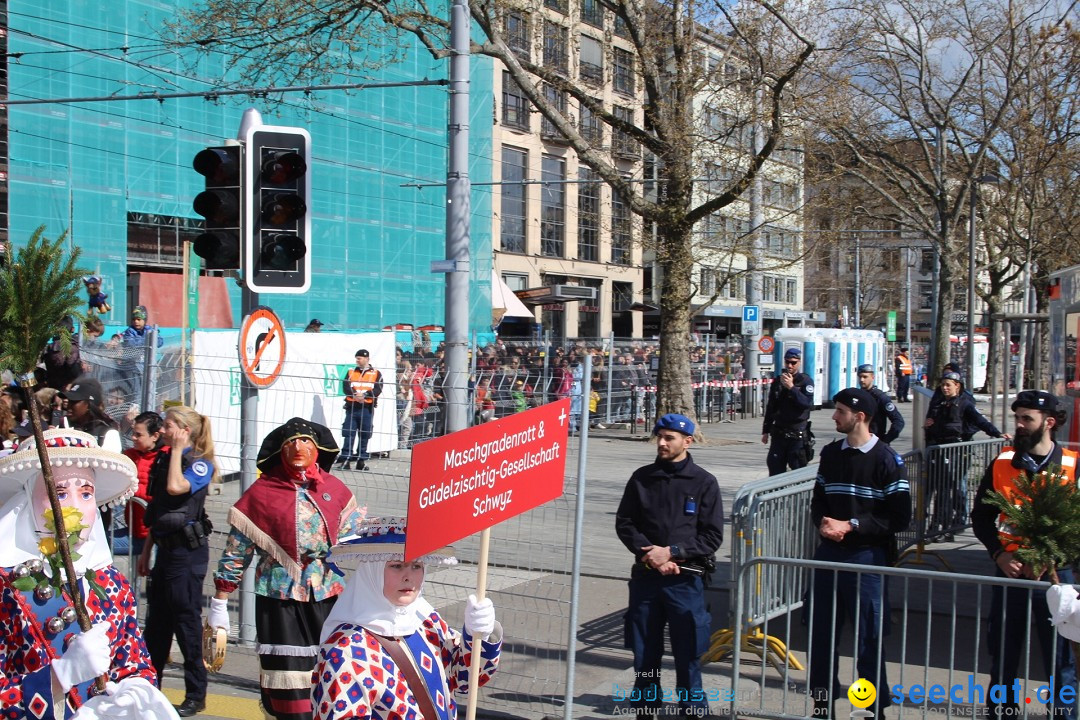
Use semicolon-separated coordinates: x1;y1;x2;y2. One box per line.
393;337;748;447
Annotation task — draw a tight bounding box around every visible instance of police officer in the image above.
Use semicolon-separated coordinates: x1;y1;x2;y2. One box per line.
762;348;815;476
809;389;911;719
338;348;383;471
894;347;913;401
970;390;1077;719
615;414;724;717
924;371;1006;539
136;406;217;717
855;364;904;443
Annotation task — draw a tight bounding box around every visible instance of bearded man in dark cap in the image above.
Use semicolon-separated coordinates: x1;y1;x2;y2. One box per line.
208;418;366;720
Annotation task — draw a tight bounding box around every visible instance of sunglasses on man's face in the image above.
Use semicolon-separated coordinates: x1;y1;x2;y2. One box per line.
785;359;799;365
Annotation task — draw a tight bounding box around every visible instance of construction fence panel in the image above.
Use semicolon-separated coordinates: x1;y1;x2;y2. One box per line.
921;439;1006;542
729;557;1067;720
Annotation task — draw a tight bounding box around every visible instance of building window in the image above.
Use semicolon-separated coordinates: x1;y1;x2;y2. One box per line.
699;268;716;296
612;105;637;158
577;278;603;338
127;213;199;269
505;12;530;61
611;186;631;265
502;272;529;291
613;48;635;96
502;72;530;130
545;0;567;13
920;249;935;275
579;35;604;83
541;154;566;257
786;278;798;304
579;98;603;145
614;13;630;38
541;83;567;139
578;168;600;262
500;147;527;253
763;275;776;302
581;0;604;27
918;282;934;310
544;22;568;74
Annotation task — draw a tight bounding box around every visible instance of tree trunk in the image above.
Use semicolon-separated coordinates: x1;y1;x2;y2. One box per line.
656;223;696;425
931;254;958;384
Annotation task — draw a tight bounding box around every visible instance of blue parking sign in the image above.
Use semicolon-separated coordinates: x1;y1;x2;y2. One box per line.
742;305;759;322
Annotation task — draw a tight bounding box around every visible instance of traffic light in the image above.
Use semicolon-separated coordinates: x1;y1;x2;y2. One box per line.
243;126;312;293
192;146;242;270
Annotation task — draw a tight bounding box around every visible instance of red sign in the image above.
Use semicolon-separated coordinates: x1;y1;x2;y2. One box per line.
758;336;775;353
405;399;570;560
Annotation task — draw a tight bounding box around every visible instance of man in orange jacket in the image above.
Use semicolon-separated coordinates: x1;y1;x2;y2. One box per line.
337;349;383;471
971;390;1077;719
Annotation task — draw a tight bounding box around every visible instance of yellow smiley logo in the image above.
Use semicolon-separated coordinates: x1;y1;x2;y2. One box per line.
848;679;876;709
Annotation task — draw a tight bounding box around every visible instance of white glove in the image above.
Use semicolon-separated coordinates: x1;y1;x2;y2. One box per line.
53;622;111;692
70;677;181;720
464;594;496;640
208;598;230;631
1047;585;1080;642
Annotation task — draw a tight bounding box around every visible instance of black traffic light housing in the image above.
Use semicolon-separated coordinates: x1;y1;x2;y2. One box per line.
243;126;312;293
192;146;242;270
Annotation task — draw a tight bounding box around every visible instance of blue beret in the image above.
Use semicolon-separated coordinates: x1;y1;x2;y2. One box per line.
784;348;802;360
653;413;696;437
857;364;874;374
833;388;878;418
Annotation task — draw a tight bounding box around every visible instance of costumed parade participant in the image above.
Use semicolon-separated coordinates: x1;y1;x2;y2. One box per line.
313;518;502;720
208;418;365;720
0;427;178;719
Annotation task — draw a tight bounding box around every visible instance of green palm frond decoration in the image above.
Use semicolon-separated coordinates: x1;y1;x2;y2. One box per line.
982;465;1080;583
0;227;105;689
0;226;86;376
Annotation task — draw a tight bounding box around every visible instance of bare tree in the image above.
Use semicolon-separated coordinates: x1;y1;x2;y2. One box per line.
807;0;1077;385
166;0;815;420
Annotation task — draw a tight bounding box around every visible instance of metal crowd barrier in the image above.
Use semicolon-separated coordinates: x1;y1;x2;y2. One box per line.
728;557;1070;720
708;438;1009;669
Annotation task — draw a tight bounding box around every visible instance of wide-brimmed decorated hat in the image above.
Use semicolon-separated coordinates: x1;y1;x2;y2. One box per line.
328;516;456;566
256;417;340;472
0;427;138;507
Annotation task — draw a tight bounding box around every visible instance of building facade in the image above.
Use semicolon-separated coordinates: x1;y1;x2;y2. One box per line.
2;0;496;336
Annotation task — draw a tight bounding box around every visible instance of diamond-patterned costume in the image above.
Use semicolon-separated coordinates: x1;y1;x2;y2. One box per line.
312;611;500;720
0;564;156;718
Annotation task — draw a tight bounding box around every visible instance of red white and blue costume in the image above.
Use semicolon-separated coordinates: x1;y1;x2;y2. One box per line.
311;519;501;720
0;428;178;719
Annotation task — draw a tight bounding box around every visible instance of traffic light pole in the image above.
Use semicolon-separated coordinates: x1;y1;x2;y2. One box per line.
444;0;470;438
238;282;259;646
237;108;262;647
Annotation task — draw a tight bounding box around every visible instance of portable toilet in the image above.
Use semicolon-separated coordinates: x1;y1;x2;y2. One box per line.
819;329;850;405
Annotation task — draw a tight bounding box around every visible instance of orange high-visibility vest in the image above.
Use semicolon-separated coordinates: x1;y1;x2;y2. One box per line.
345;367;381;404
897;354;912;375
992;447;1079;551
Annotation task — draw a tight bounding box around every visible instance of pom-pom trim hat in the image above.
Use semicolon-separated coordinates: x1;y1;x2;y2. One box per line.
0;428;138;508
256;417;340;472
328;516;457;566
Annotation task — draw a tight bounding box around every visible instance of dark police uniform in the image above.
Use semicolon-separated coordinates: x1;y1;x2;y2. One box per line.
866;385;904;443
763;366;815;476
924;380;1002;536
809;429;910;718
143;448;213;708
616;440;724;716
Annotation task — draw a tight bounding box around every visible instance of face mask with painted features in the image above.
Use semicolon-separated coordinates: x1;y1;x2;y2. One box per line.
282;436;319;471
31;465;97;548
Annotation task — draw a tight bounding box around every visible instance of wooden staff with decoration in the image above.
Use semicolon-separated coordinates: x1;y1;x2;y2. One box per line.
0;226;106;691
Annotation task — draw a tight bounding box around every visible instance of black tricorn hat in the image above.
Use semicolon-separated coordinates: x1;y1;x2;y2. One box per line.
257;417;340;472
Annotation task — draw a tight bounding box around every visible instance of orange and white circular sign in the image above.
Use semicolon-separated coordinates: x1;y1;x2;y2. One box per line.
238;306;286;388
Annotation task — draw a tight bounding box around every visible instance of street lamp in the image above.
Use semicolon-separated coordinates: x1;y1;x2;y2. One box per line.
967;174;998;390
